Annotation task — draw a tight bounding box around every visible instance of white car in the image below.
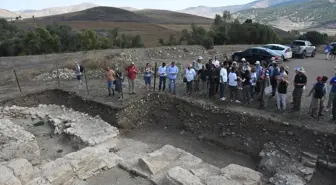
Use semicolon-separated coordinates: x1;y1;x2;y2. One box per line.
262;44;293;60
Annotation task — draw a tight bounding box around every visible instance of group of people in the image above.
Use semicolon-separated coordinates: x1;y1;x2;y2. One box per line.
73;55;336;122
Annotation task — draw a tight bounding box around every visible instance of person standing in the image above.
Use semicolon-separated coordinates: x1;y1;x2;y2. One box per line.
326;72;336;112
198;65;207;92
259;62;270;108
255;61;263;95
277;75;289;111
250;67;257;100
74;62;83;86
308;76;327;118
126;62;137;94
106;66;116;96
219;62;228;101
115;68;124;100
270;61;280;97
185;64;196;95
167;62;179;94
325;44;332;60
193;56;202;91
143;63;153;92
228;67;241;103
158;62;167;92
292;67;307;111
242;70;251;104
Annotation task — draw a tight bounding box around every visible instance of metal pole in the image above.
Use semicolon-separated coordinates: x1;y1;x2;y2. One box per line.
13;69;22;93
56;64;60;88
153;62;157;92
84;71;89;95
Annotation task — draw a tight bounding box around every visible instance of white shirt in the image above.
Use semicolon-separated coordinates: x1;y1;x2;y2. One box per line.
185;68;196;82
220;67;227;83
158;66;167;76
229;72;238;86
250;72;257;86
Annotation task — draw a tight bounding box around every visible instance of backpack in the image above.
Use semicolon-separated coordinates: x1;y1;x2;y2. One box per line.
79;65;85;73
314;83;324;99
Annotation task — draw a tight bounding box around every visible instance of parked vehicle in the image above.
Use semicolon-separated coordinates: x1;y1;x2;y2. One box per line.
291;40;316;59
262;44;292;60
231;47;283;65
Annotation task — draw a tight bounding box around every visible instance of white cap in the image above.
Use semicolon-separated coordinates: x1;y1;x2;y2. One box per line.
131;62;135;65
271;57;275;61
241;58;246;62
197;56;203;60
232;61;237;64
255;61;260;65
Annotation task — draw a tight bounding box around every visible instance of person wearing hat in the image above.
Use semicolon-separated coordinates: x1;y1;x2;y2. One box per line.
292;67;307;111
74;62;83;86
126;62;138;94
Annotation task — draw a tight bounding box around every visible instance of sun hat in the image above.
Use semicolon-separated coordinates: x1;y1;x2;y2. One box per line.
197;56;203;60
255;61;260;65
297;67;305;73
241;58;246;62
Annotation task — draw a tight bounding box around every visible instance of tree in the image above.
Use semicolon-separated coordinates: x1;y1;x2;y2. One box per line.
244;19;253;24
132;34;144;47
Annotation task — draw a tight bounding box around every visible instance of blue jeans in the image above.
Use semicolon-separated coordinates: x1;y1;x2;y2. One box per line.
159;76;166;91
220;82;227;98
144;76;151;85
168;78;176;93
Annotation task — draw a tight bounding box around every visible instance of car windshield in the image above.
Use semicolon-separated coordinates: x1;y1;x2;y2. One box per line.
262;45;271;49
293;41;305;46
266;49;278;56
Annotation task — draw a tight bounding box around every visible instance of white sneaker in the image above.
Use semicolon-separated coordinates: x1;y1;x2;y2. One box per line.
235;100;241;103
220;97;226;101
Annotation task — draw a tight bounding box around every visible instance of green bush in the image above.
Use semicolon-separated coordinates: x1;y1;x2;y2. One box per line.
0;19;145;57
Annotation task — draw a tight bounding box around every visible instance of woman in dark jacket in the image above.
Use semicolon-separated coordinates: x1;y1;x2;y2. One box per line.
115;68;124;100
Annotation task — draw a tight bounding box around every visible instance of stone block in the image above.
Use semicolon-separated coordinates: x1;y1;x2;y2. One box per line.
220;164;262;185
6;158;35;184
0;119;40;164
165;166;203;185
0;165;22;185
204;175;241;185
25;177;51;185
190;163;221;181
41;158;74;185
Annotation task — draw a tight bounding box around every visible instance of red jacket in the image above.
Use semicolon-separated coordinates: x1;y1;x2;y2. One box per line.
127;65;137;80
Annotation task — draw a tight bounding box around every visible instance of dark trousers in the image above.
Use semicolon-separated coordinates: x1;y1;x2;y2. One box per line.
256;80;261;94
229;86;238;101
242;85;251;104
186;80;193;94
220;82;227;98
293;87;303;111
332;98;336;120
215;79;220;94
159;76;166;91
209;81;216;98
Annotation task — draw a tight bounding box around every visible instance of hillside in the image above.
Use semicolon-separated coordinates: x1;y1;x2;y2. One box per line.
179;0;305;18
27;7;153;23
0;9;17;18
234;0;336;31
135;9;213;24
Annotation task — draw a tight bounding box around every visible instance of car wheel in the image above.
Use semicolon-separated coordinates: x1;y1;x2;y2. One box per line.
311;50;316;57
301;51;306;59
233;55;240;62
282;55;286;61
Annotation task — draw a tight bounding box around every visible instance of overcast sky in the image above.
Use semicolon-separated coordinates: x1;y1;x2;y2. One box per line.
1;0;255;11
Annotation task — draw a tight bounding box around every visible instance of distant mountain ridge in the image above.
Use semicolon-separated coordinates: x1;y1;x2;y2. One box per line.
179;0;305;18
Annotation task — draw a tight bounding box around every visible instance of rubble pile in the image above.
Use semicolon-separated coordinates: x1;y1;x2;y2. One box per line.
259;142;315;185
0;105;119;146
32;69;104;81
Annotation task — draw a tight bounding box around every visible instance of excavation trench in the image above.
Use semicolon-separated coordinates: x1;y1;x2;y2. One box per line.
1;89;335;184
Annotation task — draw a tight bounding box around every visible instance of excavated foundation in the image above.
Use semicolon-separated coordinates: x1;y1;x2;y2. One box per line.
0;89;335;185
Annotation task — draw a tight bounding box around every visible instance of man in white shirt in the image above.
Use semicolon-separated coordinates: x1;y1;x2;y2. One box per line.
185;64;196;95
228;67;241;103
220;62;229;100
168;62;179;94
158;62;167;91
